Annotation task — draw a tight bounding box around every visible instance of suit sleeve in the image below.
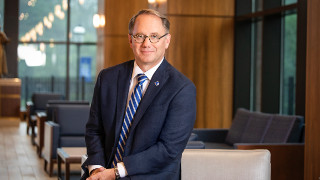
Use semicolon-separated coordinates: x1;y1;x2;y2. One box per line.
81;71;107;174
123;82;196;175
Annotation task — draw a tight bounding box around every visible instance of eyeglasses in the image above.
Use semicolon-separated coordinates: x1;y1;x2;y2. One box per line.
131;33;168;43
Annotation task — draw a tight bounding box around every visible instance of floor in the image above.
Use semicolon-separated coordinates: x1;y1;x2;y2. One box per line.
0;120;81;180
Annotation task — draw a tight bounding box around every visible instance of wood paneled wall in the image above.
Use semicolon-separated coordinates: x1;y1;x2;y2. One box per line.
166;0;234;128
305;0;320;178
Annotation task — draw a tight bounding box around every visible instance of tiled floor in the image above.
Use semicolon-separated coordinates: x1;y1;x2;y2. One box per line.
0;121;81;180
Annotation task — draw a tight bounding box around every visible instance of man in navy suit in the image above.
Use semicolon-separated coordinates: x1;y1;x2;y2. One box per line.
82;9;196;180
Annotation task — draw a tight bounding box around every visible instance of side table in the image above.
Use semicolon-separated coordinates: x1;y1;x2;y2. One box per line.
57;147;87;180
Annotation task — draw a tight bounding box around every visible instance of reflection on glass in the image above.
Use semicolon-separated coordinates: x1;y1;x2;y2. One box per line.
18;44;67;107
19;0;67;42
70;0;97;42
284;0;297;5
18;0;98;106
18;44;66;77
282;14;297;115
69;44;96;101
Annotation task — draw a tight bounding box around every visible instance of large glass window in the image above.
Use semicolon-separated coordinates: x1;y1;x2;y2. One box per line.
282;14;297;114
234;0;298;115
18;0;98;107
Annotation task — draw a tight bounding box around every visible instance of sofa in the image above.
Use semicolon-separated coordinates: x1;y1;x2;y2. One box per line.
191;108;304;180
192;108;304;149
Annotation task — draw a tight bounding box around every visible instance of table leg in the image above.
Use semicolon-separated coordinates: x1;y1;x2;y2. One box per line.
57;154;62;180
65;162;70;180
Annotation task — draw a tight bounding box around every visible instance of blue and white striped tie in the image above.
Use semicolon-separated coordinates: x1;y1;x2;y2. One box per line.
112;73;148;167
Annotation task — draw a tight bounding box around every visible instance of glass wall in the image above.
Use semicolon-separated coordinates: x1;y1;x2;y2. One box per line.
234;0;298;115
282;14;297;114
18;0;98;107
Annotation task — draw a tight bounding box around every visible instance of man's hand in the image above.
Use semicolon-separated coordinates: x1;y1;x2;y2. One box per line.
86;167;116;180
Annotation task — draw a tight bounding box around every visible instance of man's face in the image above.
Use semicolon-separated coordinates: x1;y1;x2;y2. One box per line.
129;14;171;71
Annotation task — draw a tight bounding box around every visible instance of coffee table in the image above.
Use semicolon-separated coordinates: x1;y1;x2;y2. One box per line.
57;147;86;180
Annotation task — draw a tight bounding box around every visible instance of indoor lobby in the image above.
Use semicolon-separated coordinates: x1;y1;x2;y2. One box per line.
0;0;319;179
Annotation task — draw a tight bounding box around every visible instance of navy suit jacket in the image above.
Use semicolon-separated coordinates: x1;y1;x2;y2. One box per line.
81;59;196;180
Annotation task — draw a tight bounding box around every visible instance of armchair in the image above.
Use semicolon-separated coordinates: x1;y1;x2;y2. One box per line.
43;104;90;176
34;100;90;157
26;93;63;144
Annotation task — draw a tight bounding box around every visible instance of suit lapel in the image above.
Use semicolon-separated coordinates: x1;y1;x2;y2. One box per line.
114;61;133;147
129;60;169;133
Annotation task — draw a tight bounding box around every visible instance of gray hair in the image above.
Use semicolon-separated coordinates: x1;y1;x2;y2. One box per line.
128;9;170;34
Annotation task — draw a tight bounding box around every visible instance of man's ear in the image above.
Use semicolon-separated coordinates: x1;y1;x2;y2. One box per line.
128;34;133;48
165;33;171;49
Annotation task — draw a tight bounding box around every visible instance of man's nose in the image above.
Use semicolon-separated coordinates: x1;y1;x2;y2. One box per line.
142;37;152;46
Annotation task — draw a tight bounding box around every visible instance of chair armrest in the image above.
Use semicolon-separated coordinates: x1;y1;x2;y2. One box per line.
192;128;229;143
43;121;60;163
35;112;47;155
26;101;34;115
235;143;304;180
185;141;206;149
81;154;88;177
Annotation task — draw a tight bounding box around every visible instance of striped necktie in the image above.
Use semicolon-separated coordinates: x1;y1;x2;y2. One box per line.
112;73;148;167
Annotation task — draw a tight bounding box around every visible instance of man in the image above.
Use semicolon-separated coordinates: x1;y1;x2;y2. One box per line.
81;9;196;180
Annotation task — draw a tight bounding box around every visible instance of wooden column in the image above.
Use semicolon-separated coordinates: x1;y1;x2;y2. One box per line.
166;0;234;128
305;0;320;179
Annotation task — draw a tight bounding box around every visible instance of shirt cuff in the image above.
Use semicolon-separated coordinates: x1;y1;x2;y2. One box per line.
117;162;128;178
88;165;103;174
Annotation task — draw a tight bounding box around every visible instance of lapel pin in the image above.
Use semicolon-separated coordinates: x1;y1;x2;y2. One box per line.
154;81;160;86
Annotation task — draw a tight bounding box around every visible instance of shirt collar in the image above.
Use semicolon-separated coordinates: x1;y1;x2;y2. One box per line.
132;58;164;80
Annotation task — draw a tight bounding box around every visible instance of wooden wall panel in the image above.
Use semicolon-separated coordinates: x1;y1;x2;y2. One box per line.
305;0;320;178
167;0;234;16
104;36;135;68
167;16;234;128
105;1;148;35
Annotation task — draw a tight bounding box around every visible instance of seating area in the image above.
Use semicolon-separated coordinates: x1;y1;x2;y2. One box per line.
2;94;304;180
190;108;305;180
20;93;90;178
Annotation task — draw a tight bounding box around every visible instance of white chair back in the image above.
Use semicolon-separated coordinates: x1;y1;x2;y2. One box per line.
181;149;271;180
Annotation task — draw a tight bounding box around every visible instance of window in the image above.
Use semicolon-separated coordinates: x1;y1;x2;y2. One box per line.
234;0;299;115
18;0;98;107
0;0;4;28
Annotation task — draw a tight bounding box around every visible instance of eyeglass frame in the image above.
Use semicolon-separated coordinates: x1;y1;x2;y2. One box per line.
130;33;169;43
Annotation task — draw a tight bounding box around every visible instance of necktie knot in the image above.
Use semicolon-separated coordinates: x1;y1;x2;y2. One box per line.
137;73;148;85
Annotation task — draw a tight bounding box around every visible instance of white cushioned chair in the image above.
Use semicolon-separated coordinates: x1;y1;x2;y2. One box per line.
181;149;271;180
